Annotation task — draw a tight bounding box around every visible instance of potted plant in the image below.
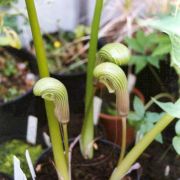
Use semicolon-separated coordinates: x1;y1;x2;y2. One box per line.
124;30;179;100
0;139;42;178
0;172;12;180
0;17;40;142
99;88;144;147
12;0;180;179
30;26;91;114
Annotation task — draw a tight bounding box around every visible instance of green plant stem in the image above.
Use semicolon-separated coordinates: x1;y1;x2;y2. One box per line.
118;117;127;164
110;113;174;180
80;0;103;159
25;0;69;179
46;102;69;180
62;124;69;164
144;93;174;110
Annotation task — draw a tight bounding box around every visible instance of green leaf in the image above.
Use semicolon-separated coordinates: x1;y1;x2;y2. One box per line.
125;37;144;53
152;43;171;56
145;112;164;123
128;112;142;121
133;96;145;118
152;98;180;118
139;121;154;135
147;56;160;68
175;120;180;136
172;136;180;155
138;14;180;74
130;55;147;73
136;31;147;48
155;133;163;144
138;13;180;36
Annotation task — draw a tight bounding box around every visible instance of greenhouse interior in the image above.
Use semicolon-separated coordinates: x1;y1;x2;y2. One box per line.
0;0;180;179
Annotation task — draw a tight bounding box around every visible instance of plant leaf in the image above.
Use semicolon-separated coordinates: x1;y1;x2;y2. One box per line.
139;121;154;135
152;43;171;56
175;119;180;136
138;14;180;74
145;112;164;123
133;96;145;118
128;112;142;121
147;56;160;68
138;13;180;36
152;98;180;118
155;133;163;144
130;55;147;74
136;31;147;48
172;136;180;155
125;37;144;53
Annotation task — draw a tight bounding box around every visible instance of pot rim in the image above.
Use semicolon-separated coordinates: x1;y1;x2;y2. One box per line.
0;47;36;107
100;87;145;121
35;138;120;166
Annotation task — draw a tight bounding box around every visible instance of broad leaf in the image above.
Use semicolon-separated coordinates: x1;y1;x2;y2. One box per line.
133;96;145;118
130;55;147;74
139;121;154;135
175;119;180;136
138;13;180;74
172;136;180;155
147;56;160;68
152;43;171;56
128;112;142;122
136;31;147;48
155;133;163;144
125;37;144;53
152;98;180;118
145;112;164;123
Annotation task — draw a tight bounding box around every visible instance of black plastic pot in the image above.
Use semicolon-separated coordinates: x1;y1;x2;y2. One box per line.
31;32;105;115
0;172;13;180
0;47;41;143
52;72;86;113
136;59;179;101
35;139;120;179
35;138;139;180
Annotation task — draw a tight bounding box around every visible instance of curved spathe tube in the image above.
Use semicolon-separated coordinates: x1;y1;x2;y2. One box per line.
33;77;69;124
93;62;129;117
98;43;130;66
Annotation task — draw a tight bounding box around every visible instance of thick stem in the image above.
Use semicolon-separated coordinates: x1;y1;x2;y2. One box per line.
25;0;49;77
118;117;127;164
46;102;69;180
80;0;103;159
25;0;69;179
63;124;69;164
110;113;174;180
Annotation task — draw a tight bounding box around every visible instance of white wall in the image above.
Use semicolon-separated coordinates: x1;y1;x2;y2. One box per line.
13;0;80;47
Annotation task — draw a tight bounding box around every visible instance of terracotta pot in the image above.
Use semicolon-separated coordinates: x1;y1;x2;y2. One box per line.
99;88;145;147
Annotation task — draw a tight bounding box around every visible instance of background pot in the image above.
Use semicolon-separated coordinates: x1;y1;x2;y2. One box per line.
35;139;120;180
0;172;13;180
35;139;139;180
99;88;145;147
136;60;179;101
0;47;42;143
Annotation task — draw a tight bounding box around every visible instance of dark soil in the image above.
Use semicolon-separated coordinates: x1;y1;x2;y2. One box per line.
139;141;180;180
35;140;120;180
38;114;180;180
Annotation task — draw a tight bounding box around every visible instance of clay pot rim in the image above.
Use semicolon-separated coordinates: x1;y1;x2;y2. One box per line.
99;87;145;121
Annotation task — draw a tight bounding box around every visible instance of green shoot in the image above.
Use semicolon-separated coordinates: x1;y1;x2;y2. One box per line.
93;62;129;163
25;0;69;179
33;77;70;178
80;0;103;159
